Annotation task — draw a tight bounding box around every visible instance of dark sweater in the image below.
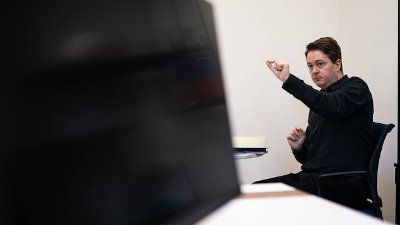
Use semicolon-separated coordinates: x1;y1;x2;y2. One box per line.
282;74;374;174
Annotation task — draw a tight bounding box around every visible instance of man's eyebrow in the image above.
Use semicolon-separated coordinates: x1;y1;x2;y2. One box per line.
307;59;323;64
308;59;325;64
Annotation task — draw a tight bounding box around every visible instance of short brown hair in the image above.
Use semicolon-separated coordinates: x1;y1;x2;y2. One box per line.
305;37;343;73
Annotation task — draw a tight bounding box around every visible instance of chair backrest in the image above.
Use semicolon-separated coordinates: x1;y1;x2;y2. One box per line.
369;122;395;193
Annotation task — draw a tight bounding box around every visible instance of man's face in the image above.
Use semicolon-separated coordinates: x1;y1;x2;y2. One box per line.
306;50;342;90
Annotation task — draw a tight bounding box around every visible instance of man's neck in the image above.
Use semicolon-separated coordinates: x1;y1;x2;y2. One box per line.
337;71;344;79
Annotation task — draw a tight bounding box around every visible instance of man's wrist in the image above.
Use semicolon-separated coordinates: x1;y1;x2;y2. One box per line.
292;145;303;152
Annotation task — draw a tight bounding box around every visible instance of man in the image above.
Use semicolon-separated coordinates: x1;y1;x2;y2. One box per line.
254;37;374;210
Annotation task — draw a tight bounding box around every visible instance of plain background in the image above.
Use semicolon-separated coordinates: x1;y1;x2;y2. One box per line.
205;0;398;223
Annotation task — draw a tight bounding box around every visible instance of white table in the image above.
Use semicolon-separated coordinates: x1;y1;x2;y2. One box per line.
196;183;393;225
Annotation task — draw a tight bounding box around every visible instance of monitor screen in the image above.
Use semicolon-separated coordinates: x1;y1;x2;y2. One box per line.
0;0;240;224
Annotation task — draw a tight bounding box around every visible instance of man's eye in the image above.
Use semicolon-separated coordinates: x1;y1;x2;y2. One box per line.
317;62;325;67
308;65;313;69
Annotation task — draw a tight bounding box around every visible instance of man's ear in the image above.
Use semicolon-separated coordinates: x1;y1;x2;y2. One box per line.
335;59;342;72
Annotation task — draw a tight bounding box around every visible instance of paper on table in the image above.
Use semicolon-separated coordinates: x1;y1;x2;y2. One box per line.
231;136;268;148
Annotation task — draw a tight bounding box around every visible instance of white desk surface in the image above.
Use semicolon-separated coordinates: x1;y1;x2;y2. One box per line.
196;183;393;225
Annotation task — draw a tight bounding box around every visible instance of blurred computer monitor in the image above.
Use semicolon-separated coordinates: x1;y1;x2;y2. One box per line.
0;0;239;224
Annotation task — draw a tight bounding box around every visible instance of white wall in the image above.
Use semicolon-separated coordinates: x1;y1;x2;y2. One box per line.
206;0;398;222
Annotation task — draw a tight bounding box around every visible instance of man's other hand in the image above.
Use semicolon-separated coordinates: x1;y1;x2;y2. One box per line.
286;126;306;150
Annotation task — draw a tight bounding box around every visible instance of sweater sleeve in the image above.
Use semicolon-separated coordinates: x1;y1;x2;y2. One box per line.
282;74;372;119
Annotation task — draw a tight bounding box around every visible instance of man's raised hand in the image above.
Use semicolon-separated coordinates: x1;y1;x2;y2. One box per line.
265;60;290;83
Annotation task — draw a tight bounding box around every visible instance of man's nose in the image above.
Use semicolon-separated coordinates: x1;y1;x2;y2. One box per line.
311;66;319;74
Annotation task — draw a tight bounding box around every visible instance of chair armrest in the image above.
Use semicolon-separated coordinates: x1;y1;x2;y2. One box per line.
316;170;382;212
316;171;370;196
317;171;370;179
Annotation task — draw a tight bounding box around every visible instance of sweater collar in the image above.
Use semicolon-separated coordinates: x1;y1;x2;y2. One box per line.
324;75;348;92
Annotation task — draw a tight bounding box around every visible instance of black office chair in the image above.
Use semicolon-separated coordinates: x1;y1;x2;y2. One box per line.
316;122;395;219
